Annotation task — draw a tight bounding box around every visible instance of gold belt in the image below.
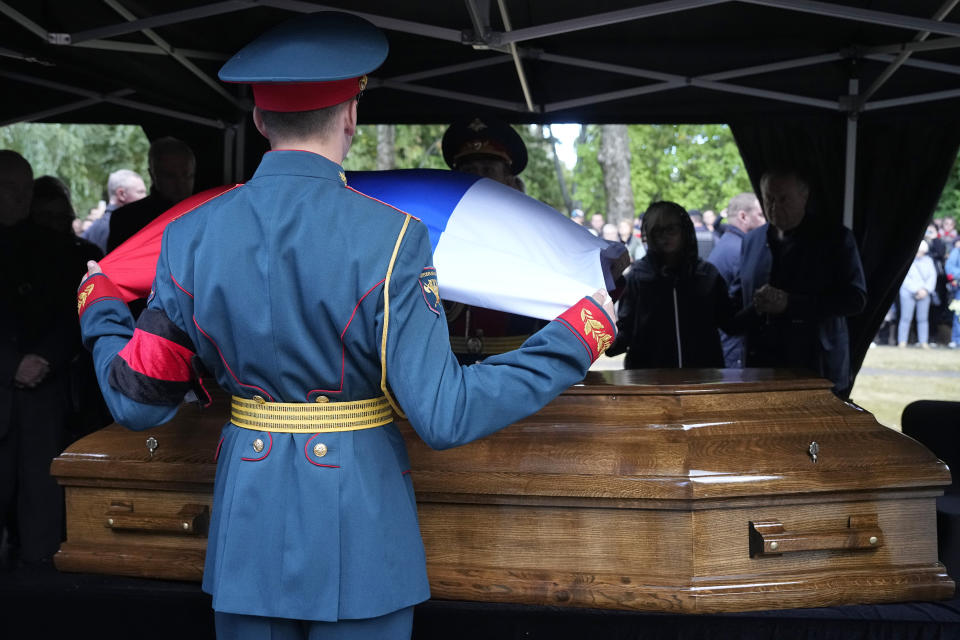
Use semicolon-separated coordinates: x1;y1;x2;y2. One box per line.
230;395;393;433
448;334;530;355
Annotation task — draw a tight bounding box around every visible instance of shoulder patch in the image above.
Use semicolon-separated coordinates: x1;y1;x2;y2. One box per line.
418;267;442;315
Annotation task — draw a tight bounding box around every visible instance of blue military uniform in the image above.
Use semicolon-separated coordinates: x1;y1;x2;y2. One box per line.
77;12;615;635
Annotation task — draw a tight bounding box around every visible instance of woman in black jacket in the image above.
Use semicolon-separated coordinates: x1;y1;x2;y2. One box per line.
607;201;737;369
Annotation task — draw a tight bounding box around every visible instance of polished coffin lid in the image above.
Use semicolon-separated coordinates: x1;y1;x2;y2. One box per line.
402;368;952;505
52;368;952;500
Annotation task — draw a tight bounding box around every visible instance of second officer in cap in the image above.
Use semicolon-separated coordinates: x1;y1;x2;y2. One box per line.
77;11;616;639
442;114;528;191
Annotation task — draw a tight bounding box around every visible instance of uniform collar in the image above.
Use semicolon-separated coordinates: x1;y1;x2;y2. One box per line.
253;149;347;186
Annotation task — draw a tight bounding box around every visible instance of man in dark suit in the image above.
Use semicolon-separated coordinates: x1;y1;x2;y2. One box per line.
736;169;866;396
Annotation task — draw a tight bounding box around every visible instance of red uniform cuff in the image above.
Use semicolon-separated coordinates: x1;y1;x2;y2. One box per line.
77;273;125;319
555;297;616;362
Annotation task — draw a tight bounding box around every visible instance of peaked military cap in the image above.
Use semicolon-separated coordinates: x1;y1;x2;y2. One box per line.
442;115;528;175
219;12;388;112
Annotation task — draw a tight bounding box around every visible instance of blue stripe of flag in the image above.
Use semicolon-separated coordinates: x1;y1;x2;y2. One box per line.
346;169;482;250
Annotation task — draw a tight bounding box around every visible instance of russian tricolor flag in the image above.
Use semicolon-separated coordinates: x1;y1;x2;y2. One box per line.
99;169;624;320
349;170;623;319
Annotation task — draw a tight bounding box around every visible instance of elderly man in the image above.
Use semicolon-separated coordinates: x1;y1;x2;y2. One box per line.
707;191;766;367
82;169;146;253
106;137;195;252
77;13;614;638
736;169;866;396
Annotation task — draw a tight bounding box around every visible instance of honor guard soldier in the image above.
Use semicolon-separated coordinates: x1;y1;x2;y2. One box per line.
441;115;550;363
77;13;615;639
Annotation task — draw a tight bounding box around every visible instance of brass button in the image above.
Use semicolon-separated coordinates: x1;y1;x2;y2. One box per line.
252;395;266;405
252;438;264;453
315;395;329;403
313;443;328;458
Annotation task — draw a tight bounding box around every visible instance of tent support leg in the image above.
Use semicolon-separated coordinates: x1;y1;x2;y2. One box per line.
222;126;236;186
234;117;247;183
843;78;858;230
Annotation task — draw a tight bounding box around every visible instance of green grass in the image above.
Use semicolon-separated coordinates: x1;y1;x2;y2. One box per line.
850;345;960;430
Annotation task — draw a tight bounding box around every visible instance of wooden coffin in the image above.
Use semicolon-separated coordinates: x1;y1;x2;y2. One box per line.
51;369;955;613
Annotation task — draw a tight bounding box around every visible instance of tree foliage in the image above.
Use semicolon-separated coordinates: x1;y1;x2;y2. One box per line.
572;124;753;219
0;123;150;219
514;125;570;213
344;124;448;172
1;121;756;225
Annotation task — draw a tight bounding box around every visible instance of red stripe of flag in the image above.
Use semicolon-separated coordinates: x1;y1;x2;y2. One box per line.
99;184;240;302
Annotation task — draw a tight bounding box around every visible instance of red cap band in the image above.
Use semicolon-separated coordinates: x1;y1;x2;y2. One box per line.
252;77;364;112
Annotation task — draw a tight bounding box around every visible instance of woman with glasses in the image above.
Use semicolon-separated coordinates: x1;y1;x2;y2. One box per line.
607;201;738;369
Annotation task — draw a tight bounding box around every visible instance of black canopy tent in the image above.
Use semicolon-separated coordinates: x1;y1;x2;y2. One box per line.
3;0;960;389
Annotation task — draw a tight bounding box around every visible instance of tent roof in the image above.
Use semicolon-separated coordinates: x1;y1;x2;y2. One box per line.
4;0;960;127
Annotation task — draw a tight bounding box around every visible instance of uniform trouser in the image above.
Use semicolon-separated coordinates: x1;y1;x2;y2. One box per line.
214;606;414;640
898;289;931;345
0;377;69;564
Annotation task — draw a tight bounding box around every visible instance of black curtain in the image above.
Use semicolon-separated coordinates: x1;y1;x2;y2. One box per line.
849;115;960;374
731;114;960;389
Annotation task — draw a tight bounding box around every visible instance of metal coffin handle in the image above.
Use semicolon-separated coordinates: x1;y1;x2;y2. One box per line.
104;502;209;536
749;515;883;557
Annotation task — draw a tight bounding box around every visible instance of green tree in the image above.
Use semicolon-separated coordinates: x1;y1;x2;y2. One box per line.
344;124;447;171
515;124;569;212
570;125;605;217
572;124;752;219
0;123;150;219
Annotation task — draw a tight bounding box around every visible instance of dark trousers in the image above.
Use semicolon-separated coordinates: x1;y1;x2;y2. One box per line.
0;375;69;565
215;606;414;639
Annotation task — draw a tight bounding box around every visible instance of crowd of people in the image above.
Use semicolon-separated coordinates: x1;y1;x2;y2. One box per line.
588;187;960;368
875;217;960;349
